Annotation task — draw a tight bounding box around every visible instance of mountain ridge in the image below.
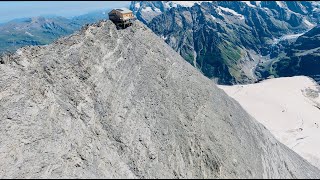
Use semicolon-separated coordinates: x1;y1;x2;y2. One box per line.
130;1;319;85
0;20;319;178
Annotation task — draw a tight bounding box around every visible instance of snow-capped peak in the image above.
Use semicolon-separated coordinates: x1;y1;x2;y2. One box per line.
241;1;256;8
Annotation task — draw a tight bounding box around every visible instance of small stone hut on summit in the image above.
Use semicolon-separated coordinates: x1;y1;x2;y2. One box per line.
108;8;135;29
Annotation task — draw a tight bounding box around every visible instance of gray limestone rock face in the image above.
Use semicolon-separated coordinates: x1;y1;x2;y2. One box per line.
0;20;319;178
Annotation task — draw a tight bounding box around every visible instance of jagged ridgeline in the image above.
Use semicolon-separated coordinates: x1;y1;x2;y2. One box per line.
130;1;320;85
0;21;319;178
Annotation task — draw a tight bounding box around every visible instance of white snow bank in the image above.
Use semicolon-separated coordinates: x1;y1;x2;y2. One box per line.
174;1;210;7
164;1;211;8
218;76;320;169
25;31;34;37
276;1;284;8
255;1;261;7
241;1;256;8
218;6;245;20
304;19;315;27
154;7;162;13
272;32;305;45
135;2;140;9
142;7;153;12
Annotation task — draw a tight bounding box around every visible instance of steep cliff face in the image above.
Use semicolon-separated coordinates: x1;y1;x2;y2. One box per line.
130;1;319;84
0;20;319;178
256;25;320;84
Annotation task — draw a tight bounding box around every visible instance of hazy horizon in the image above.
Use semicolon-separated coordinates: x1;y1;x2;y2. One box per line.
0;1;131;23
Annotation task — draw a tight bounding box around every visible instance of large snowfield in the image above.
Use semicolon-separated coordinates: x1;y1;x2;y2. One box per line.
219;76;320;169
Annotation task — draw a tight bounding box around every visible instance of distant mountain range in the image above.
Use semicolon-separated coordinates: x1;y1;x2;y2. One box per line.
130;1;320;84
0;9;109;54
256;25;320;84
1;1;319;85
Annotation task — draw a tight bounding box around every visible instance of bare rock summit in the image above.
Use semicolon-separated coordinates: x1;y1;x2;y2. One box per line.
0;20;319;178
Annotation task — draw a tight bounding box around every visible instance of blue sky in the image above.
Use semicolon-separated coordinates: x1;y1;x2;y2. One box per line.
0;1;131;23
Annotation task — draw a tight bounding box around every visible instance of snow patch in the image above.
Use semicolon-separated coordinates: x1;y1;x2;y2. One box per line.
142;7;153;12
241;1;256;8
210;15;216;20
135;2;140;9
25;31;34;37
218;6;245;20
216;8;224;17
272;32;304;45
255;1;261;7
174;1;199;7
141;6;162;13
154;7;162;13
164;1;211;8
160;35;167;41
165;2;177;8
16;49;23;55
263;7;270;11
276;1;284;8
283;33;304;39
312;2;320;12
304;19;315;27
174;1;209;7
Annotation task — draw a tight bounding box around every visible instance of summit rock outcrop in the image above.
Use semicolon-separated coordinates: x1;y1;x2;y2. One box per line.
0;20;319;178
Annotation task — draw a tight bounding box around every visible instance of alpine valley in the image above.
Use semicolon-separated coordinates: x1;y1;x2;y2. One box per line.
0;10;109;54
